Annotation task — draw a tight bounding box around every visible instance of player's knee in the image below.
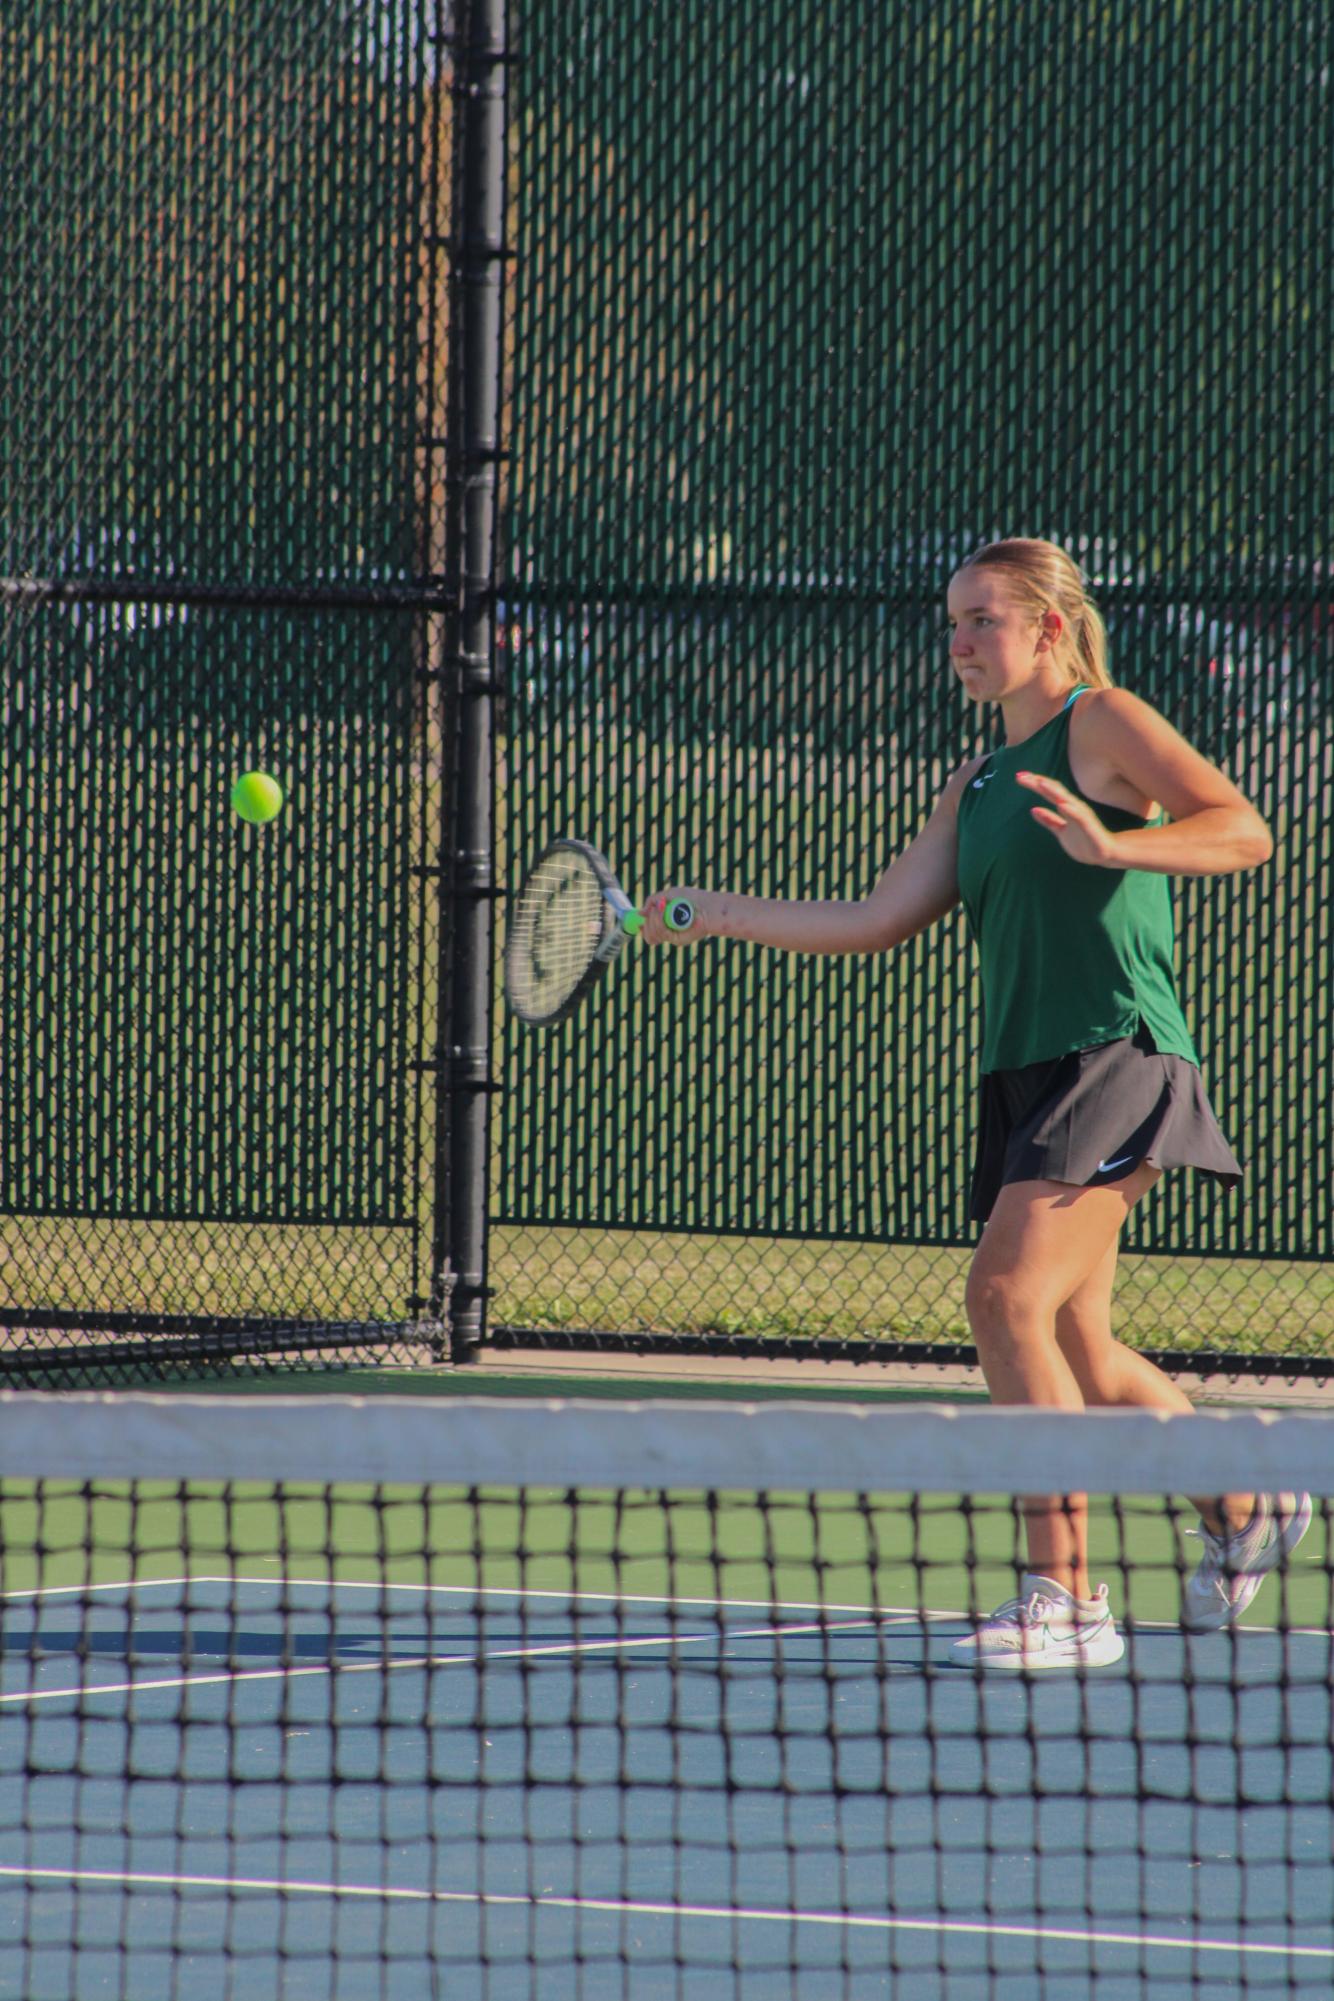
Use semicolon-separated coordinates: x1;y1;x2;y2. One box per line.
964;1265;1051;1344
1054;1312;1121;1400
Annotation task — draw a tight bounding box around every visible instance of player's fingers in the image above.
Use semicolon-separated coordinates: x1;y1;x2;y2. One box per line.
1023;775;1085;818
1025;776;1098;834
640;891;670;946
641;888;700;946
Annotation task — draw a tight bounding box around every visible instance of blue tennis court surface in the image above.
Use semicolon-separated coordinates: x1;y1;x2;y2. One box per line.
2;1577;1331;1999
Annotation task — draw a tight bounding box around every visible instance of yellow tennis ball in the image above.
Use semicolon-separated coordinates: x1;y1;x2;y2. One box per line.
230;771;284;824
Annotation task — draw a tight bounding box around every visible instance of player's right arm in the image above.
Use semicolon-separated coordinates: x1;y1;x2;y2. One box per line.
641;756;986;954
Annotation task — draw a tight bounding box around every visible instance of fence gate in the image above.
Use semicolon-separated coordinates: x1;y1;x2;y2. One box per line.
0;2;497;1377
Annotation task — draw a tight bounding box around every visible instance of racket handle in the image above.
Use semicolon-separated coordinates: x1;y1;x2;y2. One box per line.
621;898;695;937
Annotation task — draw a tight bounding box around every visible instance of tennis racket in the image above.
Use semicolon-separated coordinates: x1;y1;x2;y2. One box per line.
504;837;695;1026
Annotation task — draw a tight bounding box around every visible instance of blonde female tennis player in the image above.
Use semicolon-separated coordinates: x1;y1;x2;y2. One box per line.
642;536;1311;1670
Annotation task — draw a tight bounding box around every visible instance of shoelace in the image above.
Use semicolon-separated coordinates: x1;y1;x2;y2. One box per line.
974;1594;1038;1629
1184;1522;1228;1583
980;1589;1076;1632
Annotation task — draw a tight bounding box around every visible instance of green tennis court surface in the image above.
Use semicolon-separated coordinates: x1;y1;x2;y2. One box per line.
3;1473;1329;1635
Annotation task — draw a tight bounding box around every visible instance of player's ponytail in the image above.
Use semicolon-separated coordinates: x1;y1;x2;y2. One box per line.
957;539;1114;690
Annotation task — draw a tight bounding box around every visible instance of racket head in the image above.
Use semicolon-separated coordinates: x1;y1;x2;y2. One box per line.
504;837;631;1026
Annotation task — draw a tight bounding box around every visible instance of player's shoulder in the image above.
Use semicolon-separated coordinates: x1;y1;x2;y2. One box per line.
1069;685;1186;765
1070;684;1165;735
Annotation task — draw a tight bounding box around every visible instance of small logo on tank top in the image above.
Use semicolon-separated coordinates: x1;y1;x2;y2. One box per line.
972;770;997;788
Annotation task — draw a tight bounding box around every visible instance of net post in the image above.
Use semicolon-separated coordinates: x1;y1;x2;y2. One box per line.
434;0;509;1365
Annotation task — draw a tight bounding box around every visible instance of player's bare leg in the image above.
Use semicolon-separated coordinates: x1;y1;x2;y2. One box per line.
966;1165;1163;1600
1055;1237;1253;1538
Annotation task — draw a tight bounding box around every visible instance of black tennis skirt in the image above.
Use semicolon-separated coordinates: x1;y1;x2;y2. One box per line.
969;1022;1243;1223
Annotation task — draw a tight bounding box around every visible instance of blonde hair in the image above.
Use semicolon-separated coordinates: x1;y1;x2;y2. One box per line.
957;538;1113;690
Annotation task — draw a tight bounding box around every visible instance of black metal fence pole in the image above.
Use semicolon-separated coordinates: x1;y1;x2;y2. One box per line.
437;0;508;1363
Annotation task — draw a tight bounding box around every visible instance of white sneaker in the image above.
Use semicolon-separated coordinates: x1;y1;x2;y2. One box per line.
1181;1492;1313;1632
950;1573;1126;1671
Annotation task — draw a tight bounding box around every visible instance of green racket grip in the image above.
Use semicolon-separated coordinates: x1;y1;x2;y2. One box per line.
621;899;695;937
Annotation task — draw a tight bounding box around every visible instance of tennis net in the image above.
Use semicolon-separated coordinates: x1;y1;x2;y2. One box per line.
0;1390;1330;1999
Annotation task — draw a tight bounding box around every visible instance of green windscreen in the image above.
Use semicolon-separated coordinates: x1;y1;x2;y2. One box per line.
494;1;1333;1360
0;4;442;1348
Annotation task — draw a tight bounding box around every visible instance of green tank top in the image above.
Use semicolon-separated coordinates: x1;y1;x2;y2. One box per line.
955;687;1199;1073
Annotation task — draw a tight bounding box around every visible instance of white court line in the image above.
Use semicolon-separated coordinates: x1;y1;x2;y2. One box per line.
2;1575;933;1618
3;1576;1326;1659
6;1574;1326;1637
0;1612;895;1708
1;1863;1330;1963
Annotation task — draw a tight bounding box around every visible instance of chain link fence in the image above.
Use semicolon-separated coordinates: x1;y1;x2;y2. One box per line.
0;2;461;1379
492;0;1334;1373
3;2;1330;1383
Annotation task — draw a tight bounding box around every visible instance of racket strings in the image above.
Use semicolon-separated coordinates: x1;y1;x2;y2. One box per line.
507;852;607;1020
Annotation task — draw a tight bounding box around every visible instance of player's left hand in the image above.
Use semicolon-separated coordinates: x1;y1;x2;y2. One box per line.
1015;770;1125;868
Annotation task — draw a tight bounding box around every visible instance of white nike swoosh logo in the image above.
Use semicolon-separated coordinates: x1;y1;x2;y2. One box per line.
972;772;996;788
1097;1154;1135;1173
